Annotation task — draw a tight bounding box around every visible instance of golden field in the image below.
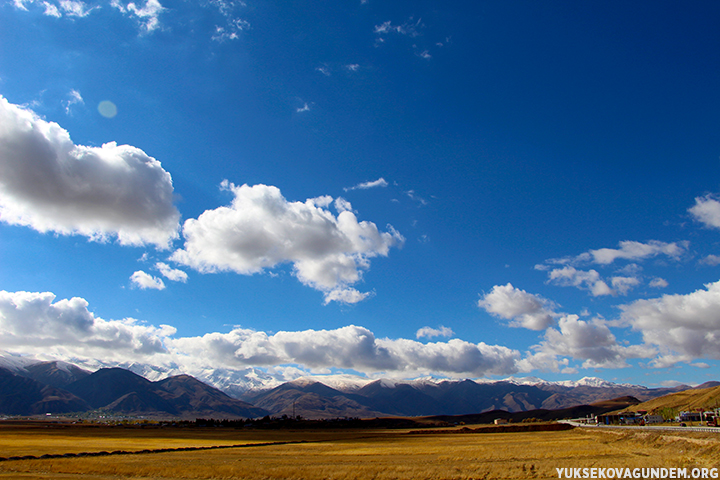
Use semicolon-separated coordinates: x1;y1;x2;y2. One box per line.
0;422;719;479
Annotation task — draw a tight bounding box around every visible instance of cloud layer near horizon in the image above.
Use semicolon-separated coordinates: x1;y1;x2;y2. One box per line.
0;289;518;378
0;96;180;248
4;283;720;380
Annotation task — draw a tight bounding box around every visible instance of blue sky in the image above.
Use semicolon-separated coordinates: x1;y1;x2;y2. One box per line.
1;0;720;389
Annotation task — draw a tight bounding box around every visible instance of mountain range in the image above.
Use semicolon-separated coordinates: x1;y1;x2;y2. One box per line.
0;362;267;418
0;354;693;419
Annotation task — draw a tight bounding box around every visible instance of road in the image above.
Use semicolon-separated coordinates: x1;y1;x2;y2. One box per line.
560;420;720;433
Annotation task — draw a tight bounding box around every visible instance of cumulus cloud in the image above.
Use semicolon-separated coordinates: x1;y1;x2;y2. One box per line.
155;262;188;282
171;181;404;303
111;0;164;33
416;325;454;339
689;195;720;229
610;276;641;295
0;290;175;361
344;178;388;191
0;290;520;378
130;270;165;290
547;267;613;296
525;315;652;371
0;96;180;248
478;283;557;330
619;279;720;364
168;325;519;377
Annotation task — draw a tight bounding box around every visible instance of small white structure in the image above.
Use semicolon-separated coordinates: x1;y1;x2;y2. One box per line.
494;418;508;425
644;415;663;424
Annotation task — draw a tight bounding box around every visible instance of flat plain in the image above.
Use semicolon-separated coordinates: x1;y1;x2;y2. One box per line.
0;422;719;479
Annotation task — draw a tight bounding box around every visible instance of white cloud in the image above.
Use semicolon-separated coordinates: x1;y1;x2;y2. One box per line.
700;254;720;266
0;96;180;248
168;325;519;377
374;18;423;37
0;290;514;379
345;64;360;72
24;0;96;17
547;267;613;297
525;315;652;371
171;181;404;304
405;190;427;205
42;1;61;16
155;262;188;283
478;283;557;331
64;89;84;114
131;270;165;290
649;277;669;288
546;240;688;266
322;288;371;305
610;276;641;295
0;290;175;361
13;0;33;10
619;279;720;364
111;0;164;33
212;17;250;42
689;194;720;229
344;178;388;191
296;103;311;113
416;326;454;339
58;0;95;17
587;240;687;265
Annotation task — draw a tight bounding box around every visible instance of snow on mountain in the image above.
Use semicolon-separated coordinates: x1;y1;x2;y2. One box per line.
0;352;644;398
555;376;640;388
287;374;373;391
0;351;40;373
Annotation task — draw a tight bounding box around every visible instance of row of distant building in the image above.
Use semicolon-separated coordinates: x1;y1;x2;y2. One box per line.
592;409;720;427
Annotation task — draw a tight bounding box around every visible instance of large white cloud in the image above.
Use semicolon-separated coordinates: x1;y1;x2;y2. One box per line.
171;181;404;303
167;325;520;378
0;290;519;378
521;315;653;371
0;96;180;248
478;283;557;330
0;290;175;360
619;279;720;365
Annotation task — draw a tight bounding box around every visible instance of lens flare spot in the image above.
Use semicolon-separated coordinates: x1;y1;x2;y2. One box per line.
98;100;117;118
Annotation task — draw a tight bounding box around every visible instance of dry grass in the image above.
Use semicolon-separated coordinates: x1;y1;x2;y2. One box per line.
0;423;719;479
626;385;720;414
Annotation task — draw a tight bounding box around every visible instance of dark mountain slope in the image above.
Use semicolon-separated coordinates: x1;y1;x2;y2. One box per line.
0;368;89;415
155;374;268;418
65;368;178;414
